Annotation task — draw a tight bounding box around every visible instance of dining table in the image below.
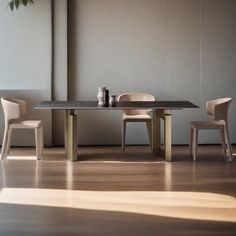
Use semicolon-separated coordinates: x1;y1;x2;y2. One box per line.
35;100;198;162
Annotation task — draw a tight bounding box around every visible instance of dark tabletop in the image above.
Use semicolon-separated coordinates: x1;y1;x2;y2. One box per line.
35;101;198;110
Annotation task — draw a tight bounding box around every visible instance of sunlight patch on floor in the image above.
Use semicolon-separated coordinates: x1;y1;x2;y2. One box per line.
0;188;236;222
6;156;37;160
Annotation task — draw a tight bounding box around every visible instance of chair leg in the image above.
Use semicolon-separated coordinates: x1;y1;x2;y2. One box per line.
6;128;12;155
122;121;126;152
146;121;152;150
189;127;193;156
39;126;44;159
224;127;233;161
220;128;227;159
1;127;10;160
193;128;198;161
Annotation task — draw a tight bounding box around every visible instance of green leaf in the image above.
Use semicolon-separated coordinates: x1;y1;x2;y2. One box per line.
22;0;28;6
7;0;35;11
15;0;20;9
10;1;14;11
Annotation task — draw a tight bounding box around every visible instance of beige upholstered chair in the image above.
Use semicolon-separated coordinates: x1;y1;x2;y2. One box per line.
190;98;233;161
1;97;43;160
117;93;155;151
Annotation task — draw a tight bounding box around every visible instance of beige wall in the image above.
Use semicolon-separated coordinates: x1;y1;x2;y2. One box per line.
68;0;236;145
0;0;236;146
0;0;52;146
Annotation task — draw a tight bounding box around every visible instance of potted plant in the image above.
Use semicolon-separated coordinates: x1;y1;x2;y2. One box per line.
8;0;34;11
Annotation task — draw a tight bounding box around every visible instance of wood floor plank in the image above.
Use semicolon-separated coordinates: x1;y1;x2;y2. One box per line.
0;145;236;235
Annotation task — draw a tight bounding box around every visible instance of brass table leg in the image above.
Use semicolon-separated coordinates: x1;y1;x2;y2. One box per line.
164;113;172;162
152;110;161;153
152;110;172;161
65;109;78;162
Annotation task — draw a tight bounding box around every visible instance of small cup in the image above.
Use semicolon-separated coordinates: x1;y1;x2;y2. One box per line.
109;95;117;106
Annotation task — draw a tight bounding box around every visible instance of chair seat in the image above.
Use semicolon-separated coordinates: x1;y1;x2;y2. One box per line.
123;114;152;121
191;120;225;129
10;120;43;129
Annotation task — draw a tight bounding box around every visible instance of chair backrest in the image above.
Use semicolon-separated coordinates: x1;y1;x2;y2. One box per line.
1;97;27;126
206;97;232;123
117;93;155;115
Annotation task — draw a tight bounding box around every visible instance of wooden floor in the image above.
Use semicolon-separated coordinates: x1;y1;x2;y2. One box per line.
0;145;236;236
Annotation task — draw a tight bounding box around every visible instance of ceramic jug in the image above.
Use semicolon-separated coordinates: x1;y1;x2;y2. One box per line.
97;87;106;106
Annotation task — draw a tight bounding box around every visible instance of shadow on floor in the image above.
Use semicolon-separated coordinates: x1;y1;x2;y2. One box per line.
0;202;236;236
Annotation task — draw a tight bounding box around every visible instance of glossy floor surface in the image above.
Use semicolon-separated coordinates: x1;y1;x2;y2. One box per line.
0;145;236;235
